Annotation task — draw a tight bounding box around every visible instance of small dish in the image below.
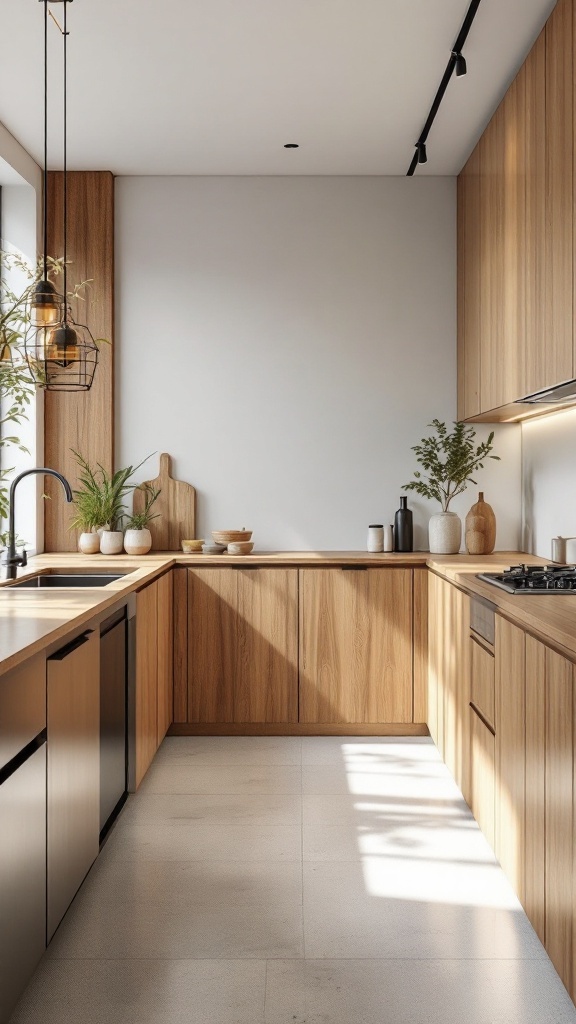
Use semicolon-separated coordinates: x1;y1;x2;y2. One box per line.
227;541;254;555
212;529;252;545
181;539;204;553
202;542;227;554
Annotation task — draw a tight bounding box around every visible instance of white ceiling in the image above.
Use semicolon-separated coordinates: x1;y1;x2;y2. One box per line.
0;0;557;176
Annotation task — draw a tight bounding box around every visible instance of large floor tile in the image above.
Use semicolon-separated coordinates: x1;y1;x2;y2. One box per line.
122;792;302;827
303;861;546;959
9;958;266;1024
301;735;436;766
303;792;469;826
301;763;462;798
264;959;576;1024
138;763;302;795
155;736;302;766
48;859;303;960
102;822;302;862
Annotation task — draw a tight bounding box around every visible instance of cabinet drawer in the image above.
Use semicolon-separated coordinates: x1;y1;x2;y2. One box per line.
470;636;495;731
0;655;46;770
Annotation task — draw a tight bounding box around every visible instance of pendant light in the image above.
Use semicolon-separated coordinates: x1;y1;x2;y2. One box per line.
26;0;65;330
26;0;99;392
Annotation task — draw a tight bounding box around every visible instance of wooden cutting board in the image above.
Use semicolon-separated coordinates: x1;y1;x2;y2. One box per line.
132;453;196;551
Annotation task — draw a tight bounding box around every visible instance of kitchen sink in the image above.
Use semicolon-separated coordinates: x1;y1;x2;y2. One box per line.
8;571;131;589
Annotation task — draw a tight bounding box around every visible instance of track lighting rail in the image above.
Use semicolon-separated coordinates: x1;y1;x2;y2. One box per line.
407;0;482;176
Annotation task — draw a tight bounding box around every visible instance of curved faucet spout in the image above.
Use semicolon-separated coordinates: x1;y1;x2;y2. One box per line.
3;467;73;580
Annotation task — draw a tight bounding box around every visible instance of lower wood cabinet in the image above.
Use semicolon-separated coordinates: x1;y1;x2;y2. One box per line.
495;616;526;901
186;567;298;724
299;568;412;724
470;705;495;849
47;629;100;941
135;570;174;788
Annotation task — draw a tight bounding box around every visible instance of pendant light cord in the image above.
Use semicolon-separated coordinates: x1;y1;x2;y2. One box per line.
43;0;48;281
63;0;68;315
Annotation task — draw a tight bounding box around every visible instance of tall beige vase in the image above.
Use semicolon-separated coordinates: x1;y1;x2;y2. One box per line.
465;492;496;554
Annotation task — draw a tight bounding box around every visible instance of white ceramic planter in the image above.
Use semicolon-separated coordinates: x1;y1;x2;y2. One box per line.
99;530;124;555
428;512;462;554
96;524;111;538
124;528;152;555
78;531;100;554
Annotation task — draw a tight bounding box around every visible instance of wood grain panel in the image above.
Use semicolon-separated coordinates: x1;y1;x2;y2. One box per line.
545;646;573;992
470;705;495;849
524;634;545;945
413;567;428;724
426;572;440;747
457;144;481;420
187;568;237;723
47;630;99;939
299;568;412;724
135;581;158;787
495;615;526;900
169;723;429;737
479;104;505;412
156;571;174;743
545;0;573;393
45;171;114;552
470;636;495;730
524;28;547;396
173;568;188;722
502;69;527;403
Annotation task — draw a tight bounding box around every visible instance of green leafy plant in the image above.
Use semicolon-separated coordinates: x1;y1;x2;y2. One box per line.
403;420;499;512
70;450;153;532
124;484;161;530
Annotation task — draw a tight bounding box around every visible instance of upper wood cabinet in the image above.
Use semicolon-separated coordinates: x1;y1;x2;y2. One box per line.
187;567;298;724
299;568;412;724
458;0;576;421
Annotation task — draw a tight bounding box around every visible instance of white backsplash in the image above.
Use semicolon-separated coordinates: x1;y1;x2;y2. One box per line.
522;407;576;560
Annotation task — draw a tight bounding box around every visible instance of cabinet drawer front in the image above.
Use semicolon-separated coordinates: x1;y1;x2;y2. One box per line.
470;636;495;730
0;655;46;770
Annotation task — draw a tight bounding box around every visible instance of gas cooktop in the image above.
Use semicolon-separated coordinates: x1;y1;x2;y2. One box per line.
478;564;576;594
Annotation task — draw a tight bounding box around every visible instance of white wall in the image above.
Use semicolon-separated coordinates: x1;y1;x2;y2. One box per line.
522;408;576;560
116;176;521;550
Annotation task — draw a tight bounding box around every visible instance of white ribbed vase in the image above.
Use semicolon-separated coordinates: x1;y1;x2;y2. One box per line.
124;528;152;555
78;531;100;554
428;512;462;554
99;530;124;555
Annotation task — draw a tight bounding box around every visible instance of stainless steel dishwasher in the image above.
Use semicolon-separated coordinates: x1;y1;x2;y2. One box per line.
0;655;47;1024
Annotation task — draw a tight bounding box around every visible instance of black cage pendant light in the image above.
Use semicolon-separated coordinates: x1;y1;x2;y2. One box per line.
26;0;98;392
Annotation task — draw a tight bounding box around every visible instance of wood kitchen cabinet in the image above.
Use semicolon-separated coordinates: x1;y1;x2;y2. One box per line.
524;634;546;945
299;568;412;725
495;616;526;901
47;629;100;941
135;570;174;787
470;706;495;849
186;567;298;724
457;144;481;421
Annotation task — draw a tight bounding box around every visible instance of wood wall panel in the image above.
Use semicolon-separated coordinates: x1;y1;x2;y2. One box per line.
45;171;114;551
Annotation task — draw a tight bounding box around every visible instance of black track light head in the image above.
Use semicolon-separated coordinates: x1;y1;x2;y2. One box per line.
453;50;467;77
416;141;427;165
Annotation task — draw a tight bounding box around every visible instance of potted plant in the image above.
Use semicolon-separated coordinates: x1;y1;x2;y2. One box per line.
71;450;151;554
403;420;499;554
123;485;161;555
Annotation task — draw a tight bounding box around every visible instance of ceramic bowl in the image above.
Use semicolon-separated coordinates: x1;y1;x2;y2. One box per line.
202;542;227;554
181;539;204;553
212;529;252;545
227;541;254;555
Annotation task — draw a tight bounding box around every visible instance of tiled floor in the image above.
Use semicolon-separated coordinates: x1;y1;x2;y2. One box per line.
9;736;576;1023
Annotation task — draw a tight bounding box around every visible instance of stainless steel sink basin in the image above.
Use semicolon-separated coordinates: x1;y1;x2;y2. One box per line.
9;571;130;589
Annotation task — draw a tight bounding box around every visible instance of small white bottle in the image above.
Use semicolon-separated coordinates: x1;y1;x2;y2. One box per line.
367;525;384;552
383;524;394;552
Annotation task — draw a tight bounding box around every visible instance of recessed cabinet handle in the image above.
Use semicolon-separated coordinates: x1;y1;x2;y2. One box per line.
50;630;94;661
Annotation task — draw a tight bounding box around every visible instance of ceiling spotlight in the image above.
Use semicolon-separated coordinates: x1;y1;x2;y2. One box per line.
416;142;427;165
284;143;299;149
453;50;467;77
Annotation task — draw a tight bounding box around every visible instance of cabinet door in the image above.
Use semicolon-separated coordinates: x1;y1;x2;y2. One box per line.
479;104;505;412
495;616;526;900
157;571;174;743
470;706;495;849
299;568;412;724
187;568;298;724
47;630;100;940
545;0;573;392
443;583;471;799
525;634;545;945
524;28;547;396
457;143;481;420
545;646;573;992
135;581;158;786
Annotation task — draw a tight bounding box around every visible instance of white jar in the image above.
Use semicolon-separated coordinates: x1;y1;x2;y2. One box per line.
78;531;100;555
383;525;394;552
124;528;152;555
367;525;384;552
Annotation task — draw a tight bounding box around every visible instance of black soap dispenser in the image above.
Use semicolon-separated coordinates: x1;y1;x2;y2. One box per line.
394;496;413;552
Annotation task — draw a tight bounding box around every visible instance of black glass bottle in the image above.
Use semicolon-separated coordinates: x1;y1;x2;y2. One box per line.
394;496;413;552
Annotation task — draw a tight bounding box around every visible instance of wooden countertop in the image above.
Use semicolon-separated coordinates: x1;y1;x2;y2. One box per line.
1;548;573;676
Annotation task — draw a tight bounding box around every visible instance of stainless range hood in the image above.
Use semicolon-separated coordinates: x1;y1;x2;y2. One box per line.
516;378;576;406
